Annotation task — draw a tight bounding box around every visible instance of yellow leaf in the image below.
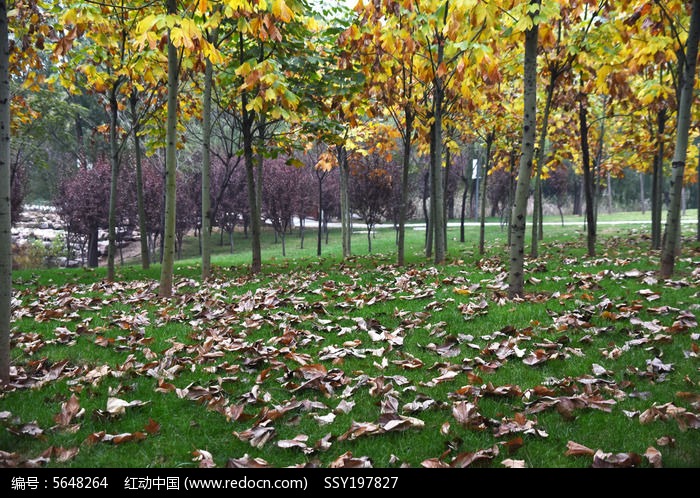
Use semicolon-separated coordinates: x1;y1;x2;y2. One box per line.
272;0;294;22
515;14;533;33
264;88;277;101
197;0;208;14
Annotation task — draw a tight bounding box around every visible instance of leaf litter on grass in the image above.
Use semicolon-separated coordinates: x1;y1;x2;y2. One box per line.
2;249;700;468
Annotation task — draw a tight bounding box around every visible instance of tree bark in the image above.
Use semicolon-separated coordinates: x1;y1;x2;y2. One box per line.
508;6;539;299
337;144;352;259
431;49;446;265
661;0;700;278
398;105;414;267
0;0;11;384
107;83;121;282
158;0;179;298
201;56;213;280
531;71;556;258
639;170;645;215
316;170;325;256
579;92;596;257
479;131;494;255
651;108;666;249
130;92;149;270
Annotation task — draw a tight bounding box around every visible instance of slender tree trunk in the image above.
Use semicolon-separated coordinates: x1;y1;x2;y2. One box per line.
107;84;121;282
506;149;516;243
201;56;213;280
479;131;494;255
639;170;645;215
398;106;413;266
0;0;11;384
158;0;179;298
579;91;596;257
424;167;432;256
130;93;149;270
88;225;99;268
661;0;700;278
508;8;539;298
337;144;352;259
316;173;324;256
431;76;446;264
652;108;666;249
531;72;556;258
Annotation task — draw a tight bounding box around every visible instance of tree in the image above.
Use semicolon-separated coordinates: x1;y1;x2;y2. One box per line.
508;0;540;299
0;0;10;384
661;0;700;278
349;152;395;253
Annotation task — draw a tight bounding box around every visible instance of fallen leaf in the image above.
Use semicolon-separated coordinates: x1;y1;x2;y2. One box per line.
565;441;595;457
53;394;84;428
226;454;270;468
106;397;150;415
192;449;216;468
329;451;373;468
644;447;662;468
233;425;276;448
592;450;641;468
501;458;527;468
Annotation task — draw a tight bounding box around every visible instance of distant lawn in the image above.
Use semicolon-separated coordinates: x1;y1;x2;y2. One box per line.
3;210;699;469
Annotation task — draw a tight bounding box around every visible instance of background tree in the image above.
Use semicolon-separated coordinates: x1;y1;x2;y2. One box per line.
349;152;395;253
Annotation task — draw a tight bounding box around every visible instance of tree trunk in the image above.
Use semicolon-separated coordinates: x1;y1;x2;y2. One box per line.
158;0;179;298
531;71;556;258
661;0;700;278
0;0;11;384
316;172;324;256
337;144;352;259
107;84;121;282
87;225;99;268
639;170;645;215
239;35;261;274
398;105;413;266
479;131;494;255
579;90;596;257
508;7;539;299
431;58;446;265
201;56;213;280
651;110;666;249
130;93;149;270
424;167;432;256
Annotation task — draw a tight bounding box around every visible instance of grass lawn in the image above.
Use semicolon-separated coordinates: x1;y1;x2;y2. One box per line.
2;211;699;470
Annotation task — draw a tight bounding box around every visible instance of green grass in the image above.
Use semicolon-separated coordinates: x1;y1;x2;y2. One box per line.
3;211;700;469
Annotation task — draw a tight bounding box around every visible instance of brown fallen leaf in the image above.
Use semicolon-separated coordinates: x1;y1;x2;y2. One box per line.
233;425;276;448
40;446;80;463
451;445;500;468
277;435;313;454
644;447;662;468
501;458;527;468
592;449;641;468
192;449;216;468
226;454;270;468
329;451;373;468
565;441;595;457
452;401;485;429
144;418;161;435
53;394;84;428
